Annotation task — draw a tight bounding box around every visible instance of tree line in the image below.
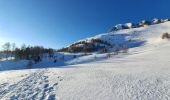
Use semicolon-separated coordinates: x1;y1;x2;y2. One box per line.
0;42;55;63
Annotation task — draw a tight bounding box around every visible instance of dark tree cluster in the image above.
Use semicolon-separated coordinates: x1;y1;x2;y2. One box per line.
57;39;112;53
0;42;55;63
91;39;112;47
70;41;86;47
14;46;54;63
57;41;87;52
68;43;97;53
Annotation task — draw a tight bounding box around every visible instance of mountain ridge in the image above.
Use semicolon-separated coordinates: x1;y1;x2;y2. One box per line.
58;18;170;53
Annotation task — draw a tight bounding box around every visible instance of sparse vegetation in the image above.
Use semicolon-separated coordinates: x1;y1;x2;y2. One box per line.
2;42;11;59
107;53;112;58
161;32;170;39
57;38;112;53
123;45;129;53
114;46;120;55
101;47;108;53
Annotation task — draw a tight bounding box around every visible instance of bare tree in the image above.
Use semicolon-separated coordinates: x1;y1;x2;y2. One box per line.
11;43;16;51
11;43;16;59
21;44;26;50
123;45;129;53
107;53;112;58
2;42;11;60
114;46;120;55
94;55;97;60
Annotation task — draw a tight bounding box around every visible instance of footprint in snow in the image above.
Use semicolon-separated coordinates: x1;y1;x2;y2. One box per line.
57;76;63;81
43;76;48;80
0;83;9;88
44;84;49;88
47;94;56;100
45;80;49;83
53;83;58;86
48;87;54;92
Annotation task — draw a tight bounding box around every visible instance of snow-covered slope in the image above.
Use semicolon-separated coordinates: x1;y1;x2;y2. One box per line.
58;20;170;53
0;53;84;71
1;21;170;100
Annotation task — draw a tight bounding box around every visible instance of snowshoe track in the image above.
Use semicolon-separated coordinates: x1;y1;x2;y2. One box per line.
0;69;61;100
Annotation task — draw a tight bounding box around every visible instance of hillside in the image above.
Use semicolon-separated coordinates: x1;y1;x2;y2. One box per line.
58;18;170;53
1;20;170;100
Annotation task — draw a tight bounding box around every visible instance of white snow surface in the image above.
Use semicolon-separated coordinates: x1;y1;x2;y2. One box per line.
1;22;170;100
124;23;133;28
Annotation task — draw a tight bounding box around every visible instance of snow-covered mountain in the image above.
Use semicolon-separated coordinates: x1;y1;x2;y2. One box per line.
1;19;170;100
58;18;170;53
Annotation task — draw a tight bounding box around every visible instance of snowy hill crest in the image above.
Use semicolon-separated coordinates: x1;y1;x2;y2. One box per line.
108;18;170;32
58;18;170;53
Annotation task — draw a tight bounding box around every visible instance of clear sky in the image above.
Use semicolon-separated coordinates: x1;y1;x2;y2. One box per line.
0;0;169;49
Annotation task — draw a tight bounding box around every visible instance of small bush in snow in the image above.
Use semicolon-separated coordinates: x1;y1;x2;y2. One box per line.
107;53;112;58
123;45;129;53
162;32;170;39
114;46;120;55
101;47;108;53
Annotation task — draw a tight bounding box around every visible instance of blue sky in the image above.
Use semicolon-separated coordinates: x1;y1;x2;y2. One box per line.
0;0;169;49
